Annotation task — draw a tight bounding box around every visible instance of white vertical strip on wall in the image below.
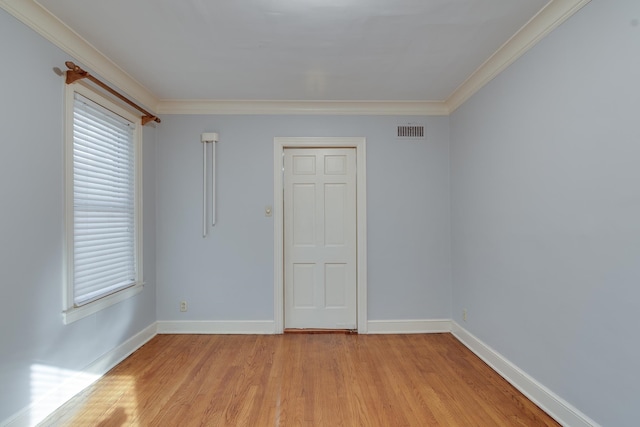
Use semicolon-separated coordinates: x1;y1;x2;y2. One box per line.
202;140;208;237
211;140;216;226
72;93;136;305
201;132;219;235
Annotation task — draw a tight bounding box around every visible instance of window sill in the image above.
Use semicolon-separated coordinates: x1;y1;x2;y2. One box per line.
63;283;144;324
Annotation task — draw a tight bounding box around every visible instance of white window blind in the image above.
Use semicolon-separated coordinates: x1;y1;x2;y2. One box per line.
72;92;137;306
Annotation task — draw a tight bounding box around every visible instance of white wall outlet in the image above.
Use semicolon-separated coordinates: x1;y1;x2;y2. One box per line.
462;309;467;322
180;301;188;312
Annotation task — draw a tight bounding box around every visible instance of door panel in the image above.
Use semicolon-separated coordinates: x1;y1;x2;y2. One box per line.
325;263;347;308
284;148;357;329
324;183;347;246
292;263;314;308
292;183;316;246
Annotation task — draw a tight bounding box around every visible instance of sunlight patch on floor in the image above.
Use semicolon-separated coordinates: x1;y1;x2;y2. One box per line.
29;363;100;426
67;374;140;426
30;364;140;426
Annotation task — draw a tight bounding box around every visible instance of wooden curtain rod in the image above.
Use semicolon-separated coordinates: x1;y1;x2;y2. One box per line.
65;61;161;125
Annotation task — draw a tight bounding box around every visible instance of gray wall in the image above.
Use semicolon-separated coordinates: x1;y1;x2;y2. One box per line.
450;0;640;425
156;115;452;321
0;9;157;423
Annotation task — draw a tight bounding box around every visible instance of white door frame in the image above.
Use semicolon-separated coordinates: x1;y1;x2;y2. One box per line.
274;137;367;334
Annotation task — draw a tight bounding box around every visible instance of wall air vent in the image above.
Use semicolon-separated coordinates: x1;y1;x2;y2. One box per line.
397;125;425;139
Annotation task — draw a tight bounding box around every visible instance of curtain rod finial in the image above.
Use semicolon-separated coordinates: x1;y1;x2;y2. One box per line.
142;116;161;126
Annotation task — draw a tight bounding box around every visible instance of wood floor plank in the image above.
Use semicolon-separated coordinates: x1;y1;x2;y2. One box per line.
42;333;560;426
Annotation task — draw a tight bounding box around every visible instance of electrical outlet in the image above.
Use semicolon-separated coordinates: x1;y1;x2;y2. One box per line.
462;309;467;322
180;301;188;312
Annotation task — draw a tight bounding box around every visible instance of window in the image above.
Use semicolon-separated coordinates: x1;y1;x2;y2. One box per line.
63;83;143;324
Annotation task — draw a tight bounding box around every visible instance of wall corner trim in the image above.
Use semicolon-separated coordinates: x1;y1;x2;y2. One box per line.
157;99;449;116
451;322;600;427
0;0;158;111
445;0;592;112
2;322;158;427
156;320;276;335
366;319;452;334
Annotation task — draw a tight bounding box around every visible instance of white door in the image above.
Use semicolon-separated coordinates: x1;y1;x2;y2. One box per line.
284;148;357;329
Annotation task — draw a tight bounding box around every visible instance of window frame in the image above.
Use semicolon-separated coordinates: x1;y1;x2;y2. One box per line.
63;82;144;324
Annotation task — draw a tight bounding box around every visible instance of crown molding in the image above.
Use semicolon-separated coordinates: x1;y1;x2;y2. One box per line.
157;99;449;116
0;0;158;111
445;0;592;113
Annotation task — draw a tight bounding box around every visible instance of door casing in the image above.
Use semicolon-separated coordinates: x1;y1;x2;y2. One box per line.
273;137;367;334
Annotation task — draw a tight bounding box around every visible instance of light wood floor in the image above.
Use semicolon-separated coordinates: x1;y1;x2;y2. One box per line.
43;333;559;426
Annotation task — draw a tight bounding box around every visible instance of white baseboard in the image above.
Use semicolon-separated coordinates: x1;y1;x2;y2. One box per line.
158;320;449;335
157;320;275;334
2;322;157;427
367;319;451;334
451;322;599;427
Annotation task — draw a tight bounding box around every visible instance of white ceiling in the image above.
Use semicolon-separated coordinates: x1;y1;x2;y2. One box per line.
35;0;550;102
